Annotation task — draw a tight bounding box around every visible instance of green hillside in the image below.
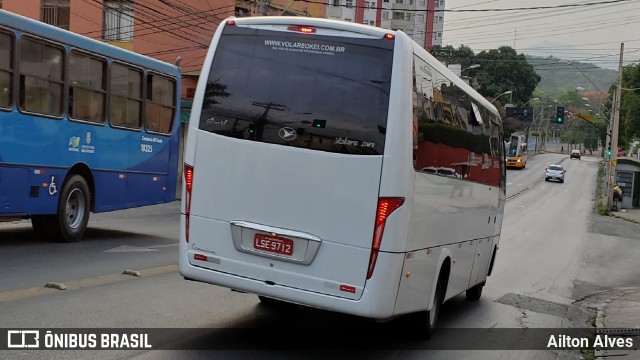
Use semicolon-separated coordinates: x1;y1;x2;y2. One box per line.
527;55;617;98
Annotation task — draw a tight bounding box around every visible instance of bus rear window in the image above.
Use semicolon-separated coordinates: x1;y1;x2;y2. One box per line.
198;25;393;155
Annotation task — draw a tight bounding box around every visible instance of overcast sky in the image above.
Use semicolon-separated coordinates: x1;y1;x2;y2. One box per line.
443;0;640;69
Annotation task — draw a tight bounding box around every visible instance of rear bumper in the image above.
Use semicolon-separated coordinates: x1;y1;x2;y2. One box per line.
179;249;405;319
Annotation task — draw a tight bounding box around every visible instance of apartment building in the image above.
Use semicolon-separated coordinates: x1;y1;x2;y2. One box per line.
325;0;444;48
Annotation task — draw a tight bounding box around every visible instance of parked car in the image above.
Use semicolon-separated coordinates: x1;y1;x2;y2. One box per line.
545;165;565;183
570;150;581;159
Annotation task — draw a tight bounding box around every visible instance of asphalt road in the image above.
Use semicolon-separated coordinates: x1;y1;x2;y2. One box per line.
1;153;639;360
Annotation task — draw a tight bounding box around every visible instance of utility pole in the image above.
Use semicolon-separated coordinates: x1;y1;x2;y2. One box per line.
607;43;624;210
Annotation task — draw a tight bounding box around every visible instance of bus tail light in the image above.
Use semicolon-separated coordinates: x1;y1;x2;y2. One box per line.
287;25;316;33
367;197;404;279
184;164;194;243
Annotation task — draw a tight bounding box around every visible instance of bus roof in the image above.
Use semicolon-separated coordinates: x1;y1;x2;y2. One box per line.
0;9;179;76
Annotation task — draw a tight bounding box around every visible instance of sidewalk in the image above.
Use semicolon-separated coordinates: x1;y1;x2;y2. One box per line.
604;193;640;224
595;289;640;359
613;207;640;224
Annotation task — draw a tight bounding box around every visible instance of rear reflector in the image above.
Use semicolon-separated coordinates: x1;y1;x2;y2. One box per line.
184;164;194;243
340;285;356;294
194;254;207;261
227;20;236;26
367;197;404;279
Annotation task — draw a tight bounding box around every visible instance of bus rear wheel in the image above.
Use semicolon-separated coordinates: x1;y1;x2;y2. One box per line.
465;282;484;301
411;275;443;340
50;175;91;242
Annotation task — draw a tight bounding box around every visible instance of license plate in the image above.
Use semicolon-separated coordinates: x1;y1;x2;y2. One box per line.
254;233;294;256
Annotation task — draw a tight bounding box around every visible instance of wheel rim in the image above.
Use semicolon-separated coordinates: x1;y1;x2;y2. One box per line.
65;188;85;229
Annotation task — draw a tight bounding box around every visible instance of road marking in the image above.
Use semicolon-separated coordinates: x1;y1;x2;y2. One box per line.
105;245;158;252
104;244;178;252
0;264;178;303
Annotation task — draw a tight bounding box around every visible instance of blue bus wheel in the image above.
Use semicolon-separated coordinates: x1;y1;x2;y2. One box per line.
51;175;91;242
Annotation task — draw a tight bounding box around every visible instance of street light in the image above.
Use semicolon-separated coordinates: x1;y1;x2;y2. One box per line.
461;64;480;73
490;90;512;104
521;97;539;108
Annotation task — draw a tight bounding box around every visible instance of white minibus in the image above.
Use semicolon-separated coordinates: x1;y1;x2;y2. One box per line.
180;16;505;336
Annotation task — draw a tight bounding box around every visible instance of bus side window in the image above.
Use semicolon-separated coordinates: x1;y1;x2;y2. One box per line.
0;31;13;109
110;63;142;129
18;37;64;117
68;51;106;123
145;73;175;134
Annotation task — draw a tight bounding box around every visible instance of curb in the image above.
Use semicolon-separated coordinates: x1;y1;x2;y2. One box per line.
593;289;639;359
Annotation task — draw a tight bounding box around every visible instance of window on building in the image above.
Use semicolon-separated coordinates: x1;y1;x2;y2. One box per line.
369;20;375;25
346;0;353;7
69;52;106;123
103;0;134;41
331;0;340;6
186;88;196;99
417;14;424;23
41;0;70;30
419;0;425;6
145;74;176;134
344;18;352;22
439;16;443;22
395;0;403;3
438;32;442;38
0;31;12;109
0;1;3;9
392;11;403;20
409;0;414;4
382;11;389;20
19;37;64;116
405;13;412;21
384;0;389;3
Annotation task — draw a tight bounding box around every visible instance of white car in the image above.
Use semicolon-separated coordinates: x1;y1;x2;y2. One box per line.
545;165;565;183
570;150;581;159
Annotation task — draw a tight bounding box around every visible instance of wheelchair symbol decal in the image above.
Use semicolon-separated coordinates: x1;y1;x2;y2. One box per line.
48;176;57;196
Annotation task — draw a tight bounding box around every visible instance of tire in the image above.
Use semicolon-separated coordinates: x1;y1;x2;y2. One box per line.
258;295;289;307
50;175;91;242
466;283;484;301
411;275;443;340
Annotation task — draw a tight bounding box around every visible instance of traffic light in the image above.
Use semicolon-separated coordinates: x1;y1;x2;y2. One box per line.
556;106;565;124
607;141;612;156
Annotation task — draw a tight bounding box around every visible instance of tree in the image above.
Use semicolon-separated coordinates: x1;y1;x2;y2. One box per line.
473;46;541;105
430;45;476;67
619;63;640;146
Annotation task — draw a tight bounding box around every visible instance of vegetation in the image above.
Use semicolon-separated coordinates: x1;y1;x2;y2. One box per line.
618;63;640;148
430;46;640;149
596;162;610;216
430;45;541;105
527;56;617;99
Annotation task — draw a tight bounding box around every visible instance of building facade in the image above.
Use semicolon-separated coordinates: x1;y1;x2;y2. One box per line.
324;0;444;49
1;0;235;100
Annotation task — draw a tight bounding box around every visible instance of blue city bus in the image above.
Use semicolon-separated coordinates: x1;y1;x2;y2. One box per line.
0;10;181;242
